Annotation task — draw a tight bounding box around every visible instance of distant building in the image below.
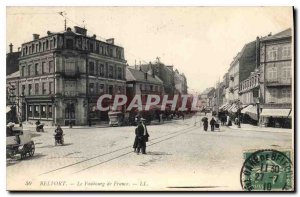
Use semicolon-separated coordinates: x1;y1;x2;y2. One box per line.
199;87;215;110
6;43;21;75
126;67;164;107
17;26;126;126
259;28;292;128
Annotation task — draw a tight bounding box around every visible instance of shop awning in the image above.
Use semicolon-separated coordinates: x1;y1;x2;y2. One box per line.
219;103;230;110
241;105;258;120
260;109;292;118
228;104;238;112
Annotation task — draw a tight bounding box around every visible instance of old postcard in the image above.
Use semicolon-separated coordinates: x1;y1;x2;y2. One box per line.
6;6;294;191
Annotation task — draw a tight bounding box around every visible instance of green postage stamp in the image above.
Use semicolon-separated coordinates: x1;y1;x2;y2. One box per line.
240;149;293;191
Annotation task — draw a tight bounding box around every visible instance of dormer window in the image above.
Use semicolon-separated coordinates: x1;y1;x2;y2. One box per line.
66;39;74;49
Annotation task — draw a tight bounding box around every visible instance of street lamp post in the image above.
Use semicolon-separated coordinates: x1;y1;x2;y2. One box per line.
256;97;260;126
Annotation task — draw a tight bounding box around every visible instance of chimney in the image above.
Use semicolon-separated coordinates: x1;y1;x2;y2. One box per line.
106;38;114;45
92;34;97;39
144;73;148;80
47;31;52;36
33;34;40;40
9;43;13;53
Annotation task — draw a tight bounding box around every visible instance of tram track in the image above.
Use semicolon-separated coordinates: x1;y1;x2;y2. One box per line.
40;121;200;176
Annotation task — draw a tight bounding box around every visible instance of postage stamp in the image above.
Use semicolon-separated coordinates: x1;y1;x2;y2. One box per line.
240;149;293;191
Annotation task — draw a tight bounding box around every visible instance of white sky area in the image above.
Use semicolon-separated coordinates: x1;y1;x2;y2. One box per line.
6;7;293;93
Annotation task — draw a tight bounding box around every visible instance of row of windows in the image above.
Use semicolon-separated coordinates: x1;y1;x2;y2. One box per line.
267;88;292;103
266;45;291;61
21;60;54;77
28;104;53;119
266;65;291;82
140;84;161;92
89;83;124;95
66;37;124;59
21;82;54;96
22;37;57;56
88;62;123;79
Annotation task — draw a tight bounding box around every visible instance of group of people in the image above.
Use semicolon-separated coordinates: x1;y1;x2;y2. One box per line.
202;117;219;132
133;118;149;154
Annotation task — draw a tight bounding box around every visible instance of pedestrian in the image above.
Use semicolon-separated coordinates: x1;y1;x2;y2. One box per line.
203;118;208;131
133;127;138;152
210;117;216;132
159;113;163;124
136;118;149;154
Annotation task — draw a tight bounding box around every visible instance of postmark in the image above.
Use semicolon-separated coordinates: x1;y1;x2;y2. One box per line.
240;149;293;191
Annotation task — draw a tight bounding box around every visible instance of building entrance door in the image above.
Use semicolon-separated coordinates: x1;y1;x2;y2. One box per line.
65;103;76;126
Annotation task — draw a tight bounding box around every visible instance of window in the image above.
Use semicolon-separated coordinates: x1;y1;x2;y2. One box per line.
34;105;39;118
28;84;32;95
49;60;54;73
46;40;49;50
108;66;113;78
267;47;277;61
43;42;46;51
117;86;122;94
35;63;39;75
267;66;277;81
140;84;143;91
42;82;46;95
65;60;76;75
100;64;104;76
150;85;153;91
89;62;95;75
66;39;74;49
49;82;53;94
89;42;94;52
28;64;31;76
35;83;39;95
21;85;25;95
48;105;52;118
108;85;113;95
41;105;46;118
99;84;104;93
28;105;33;117
281;89;291;103
89;83;94;94
32;44;35;53
268;89;277;103
53;37;56;48
117;67;122;79
96;43;99;53
282;65;291;80
21;66;25;77
42;62;46;74
282;46;291;59
39;42;42;51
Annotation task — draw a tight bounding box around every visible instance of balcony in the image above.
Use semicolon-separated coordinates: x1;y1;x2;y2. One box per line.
265;78;292;86
56;70;81;79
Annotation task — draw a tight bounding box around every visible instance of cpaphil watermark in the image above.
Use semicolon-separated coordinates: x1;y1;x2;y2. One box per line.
96;94;199;111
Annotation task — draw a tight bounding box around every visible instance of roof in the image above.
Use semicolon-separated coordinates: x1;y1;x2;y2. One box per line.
126;67;163;85
260;28;292;41
6;70;20;79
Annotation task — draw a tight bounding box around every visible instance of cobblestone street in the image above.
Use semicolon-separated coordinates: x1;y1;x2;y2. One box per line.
7;114;292;191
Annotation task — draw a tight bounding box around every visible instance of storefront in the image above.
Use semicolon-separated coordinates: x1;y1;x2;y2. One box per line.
260;108;292;128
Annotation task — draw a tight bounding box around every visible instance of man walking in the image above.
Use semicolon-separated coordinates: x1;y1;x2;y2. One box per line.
136;118;149;154
210;117;216;132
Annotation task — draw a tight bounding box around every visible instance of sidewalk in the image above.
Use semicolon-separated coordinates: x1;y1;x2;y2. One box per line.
228;123;292;133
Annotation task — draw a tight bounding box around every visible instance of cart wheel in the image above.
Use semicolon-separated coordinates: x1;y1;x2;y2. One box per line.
28;142;35;157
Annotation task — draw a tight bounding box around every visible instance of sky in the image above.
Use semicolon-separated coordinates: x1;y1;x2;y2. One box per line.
6;7;293;93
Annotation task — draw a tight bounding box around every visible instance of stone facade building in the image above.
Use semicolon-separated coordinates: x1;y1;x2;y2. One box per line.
18;26;126;126
259;28;292;128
